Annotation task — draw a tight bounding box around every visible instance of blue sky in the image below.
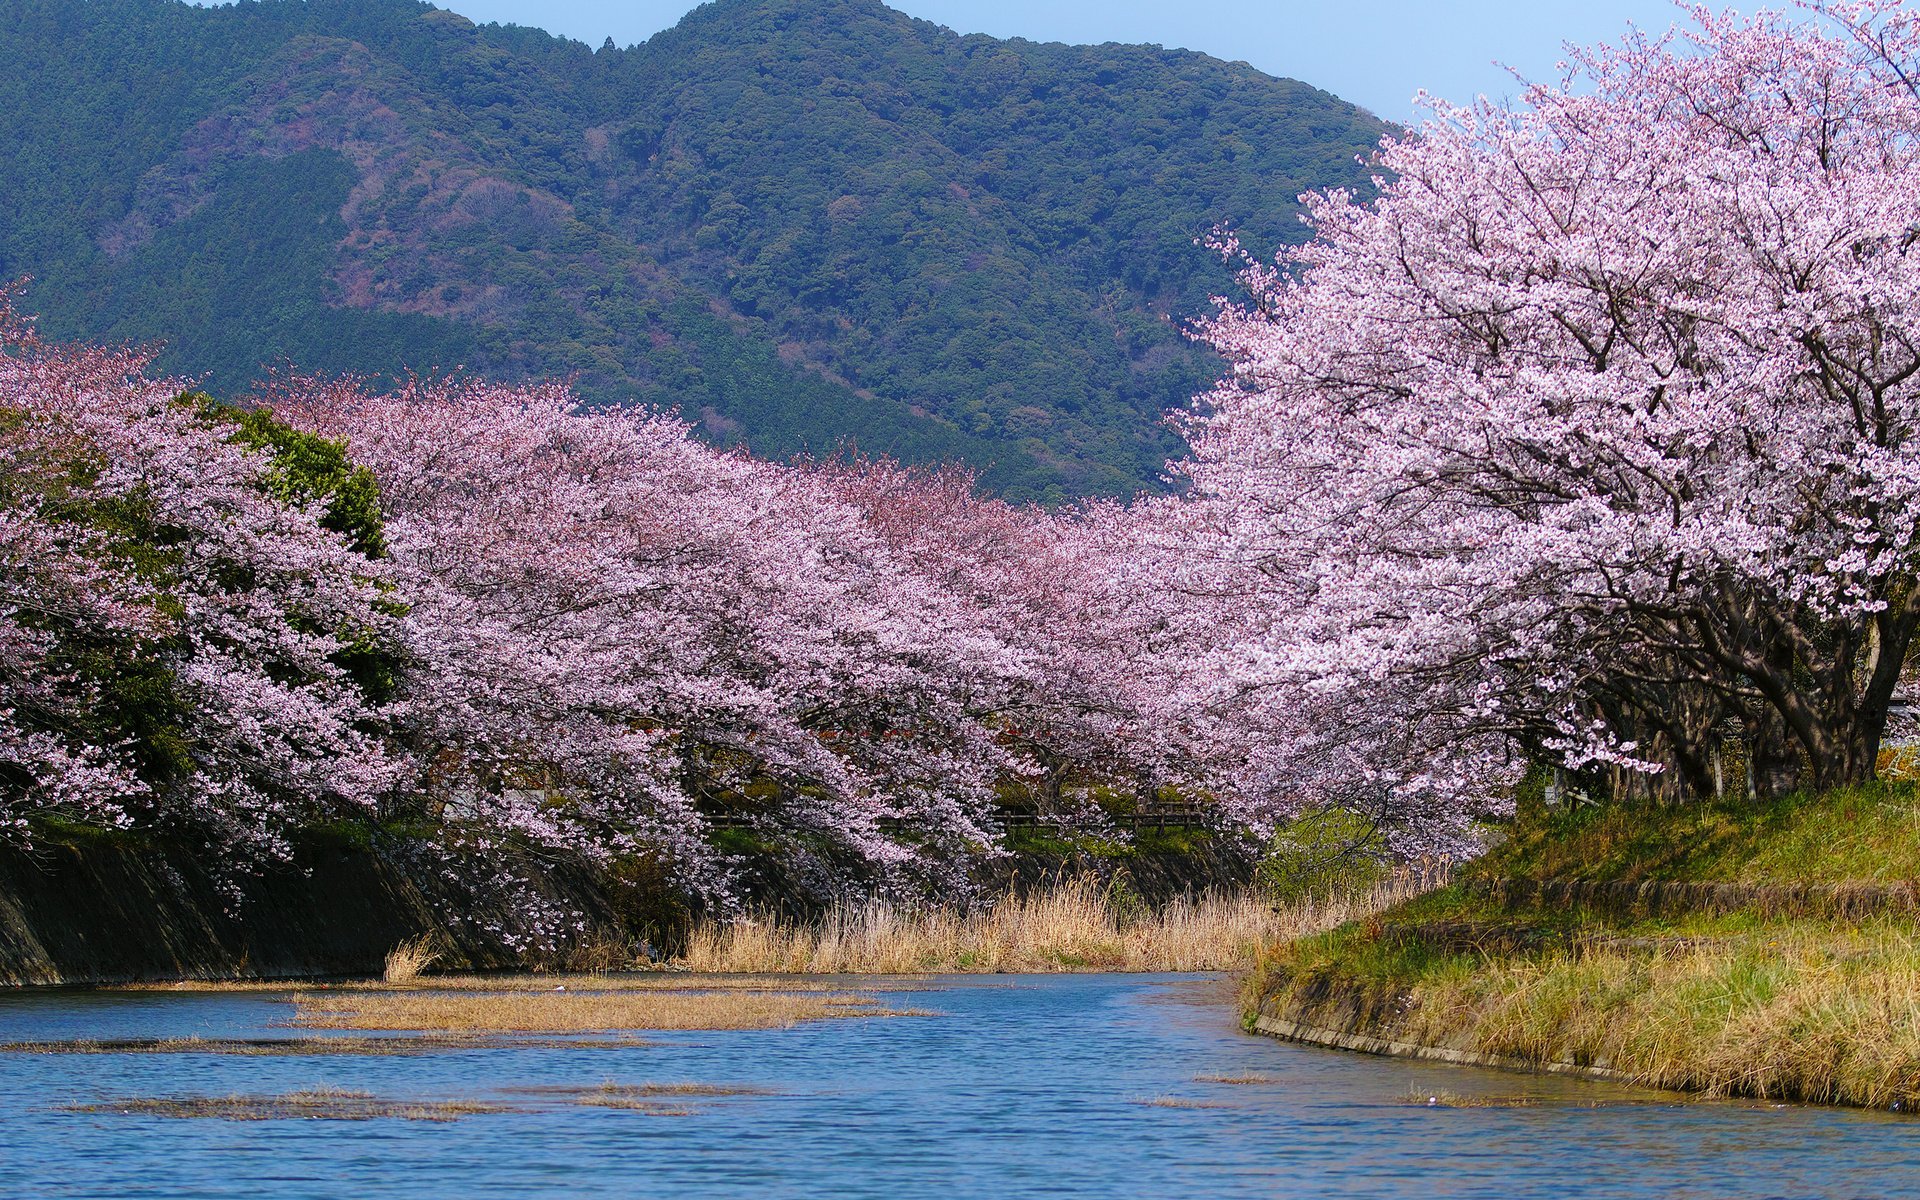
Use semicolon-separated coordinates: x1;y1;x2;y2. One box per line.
431;0;1693;118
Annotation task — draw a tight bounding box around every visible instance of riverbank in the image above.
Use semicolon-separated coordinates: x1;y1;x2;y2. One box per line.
0;820;1273;986
1245;784;1920;1110
0;828;641;986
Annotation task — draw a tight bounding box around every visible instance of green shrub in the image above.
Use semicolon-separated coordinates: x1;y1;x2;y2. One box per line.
1255;808;1389;903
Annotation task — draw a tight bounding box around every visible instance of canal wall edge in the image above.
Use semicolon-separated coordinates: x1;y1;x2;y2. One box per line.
0;831;1253;987
1248;1010;1634;1084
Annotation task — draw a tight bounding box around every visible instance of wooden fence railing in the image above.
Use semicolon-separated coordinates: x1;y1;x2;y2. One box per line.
996;807;1217;834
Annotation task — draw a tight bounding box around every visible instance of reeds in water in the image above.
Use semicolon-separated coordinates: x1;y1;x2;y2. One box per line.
294;986;918;1032
382;935;442;984
677;874;1428;974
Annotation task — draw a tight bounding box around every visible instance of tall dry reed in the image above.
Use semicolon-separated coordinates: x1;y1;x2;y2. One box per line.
382;935;442;984
678;875;1428;974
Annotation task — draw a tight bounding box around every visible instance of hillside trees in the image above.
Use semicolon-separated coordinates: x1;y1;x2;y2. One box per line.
0;0;1386;500
1180;0;1920;811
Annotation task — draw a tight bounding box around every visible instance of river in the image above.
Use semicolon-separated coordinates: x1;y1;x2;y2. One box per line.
0;974;1913;1198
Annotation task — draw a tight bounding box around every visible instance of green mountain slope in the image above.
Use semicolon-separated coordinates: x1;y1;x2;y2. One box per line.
0;0;1385;499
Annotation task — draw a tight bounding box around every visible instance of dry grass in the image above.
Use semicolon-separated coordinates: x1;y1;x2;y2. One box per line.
581;1098;698;1114
1265;909;1920;1110
119;973;927;996
372;973;920;993
62;1086;511;1122
383;935;442;985
110;980;329;993
1193;1072;1281;1085
2;1033;653;1055
678;876;1424;974
62;1079;776;1123
509;1081;768;1116
1417;921;1920;1109
503;1082;770;1099
291;986;926;1032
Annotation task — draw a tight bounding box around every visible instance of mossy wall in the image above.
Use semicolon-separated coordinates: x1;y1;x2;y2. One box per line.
0;829;1254;986
0;835;622;986
986;837;1257;904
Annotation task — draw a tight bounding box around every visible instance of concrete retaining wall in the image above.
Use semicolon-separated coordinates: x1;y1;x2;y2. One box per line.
0;831;1250;987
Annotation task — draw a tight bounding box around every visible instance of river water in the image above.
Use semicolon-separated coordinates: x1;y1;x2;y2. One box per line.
0;974;1914;1199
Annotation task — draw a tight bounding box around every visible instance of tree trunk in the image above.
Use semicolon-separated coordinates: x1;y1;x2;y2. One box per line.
1749;709;1804;799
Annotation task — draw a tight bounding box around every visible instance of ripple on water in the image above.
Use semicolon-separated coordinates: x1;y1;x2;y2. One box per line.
0;974;1915;1199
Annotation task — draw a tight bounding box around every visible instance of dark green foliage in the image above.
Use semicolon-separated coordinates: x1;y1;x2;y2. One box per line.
13;430;201;797
29;150;483;396
0;0;1386;499
196;395;402;703
196;394;388;558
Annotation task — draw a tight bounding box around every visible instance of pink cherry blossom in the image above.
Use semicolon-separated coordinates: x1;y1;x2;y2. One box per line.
1177;0;1920;835
0;296;404;855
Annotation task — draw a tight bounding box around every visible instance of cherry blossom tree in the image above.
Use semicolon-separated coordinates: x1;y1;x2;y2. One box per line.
811;460;1199;815
0;299;404;855
1182;0;1920;811
274;377;1050;901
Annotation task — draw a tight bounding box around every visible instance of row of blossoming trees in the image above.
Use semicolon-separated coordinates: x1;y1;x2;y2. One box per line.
0;309;1203;901
5;1;1920;902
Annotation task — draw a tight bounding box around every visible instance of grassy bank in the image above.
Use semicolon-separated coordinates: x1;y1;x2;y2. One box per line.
677;875;1426;974
1246;784;1920;1109
1491;782;1920;883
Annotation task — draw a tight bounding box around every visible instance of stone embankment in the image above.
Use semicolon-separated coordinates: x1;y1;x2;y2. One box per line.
0;835;620;986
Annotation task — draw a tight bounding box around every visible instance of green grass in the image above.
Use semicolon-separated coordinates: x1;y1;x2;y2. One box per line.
1130;827;1217;856
1481;781;1920;883
1251;897;1920;1107
19;815;151;850
998;825;1214;860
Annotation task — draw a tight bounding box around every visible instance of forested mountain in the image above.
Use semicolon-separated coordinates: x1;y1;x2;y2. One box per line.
0;0;1385;498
